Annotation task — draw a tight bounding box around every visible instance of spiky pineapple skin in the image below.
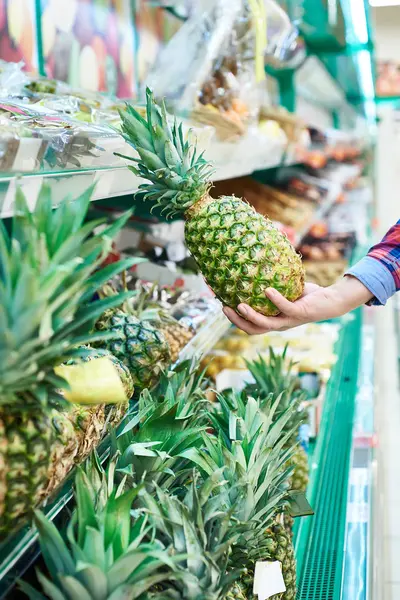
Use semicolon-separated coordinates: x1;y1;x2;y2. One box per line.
238;522;297;600
185;196;304;316
0;408;78;536
96;311;171;390
159;321;194;363
265;522;297;600
0;409;53;535
42;410;79;500
284;513;295;540
289;446;309;492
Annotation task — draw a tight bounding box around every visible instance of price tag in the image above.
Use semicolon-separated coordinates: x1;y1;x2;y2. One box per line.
289;491;315;517
253;561;286;599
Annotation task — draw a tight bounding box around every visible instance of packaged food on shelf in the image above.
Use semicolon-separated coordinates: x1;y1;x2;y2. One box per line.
0;98;137;172
0;61;214;176
259;104;307;147
212;174;318;233
145;0;259;140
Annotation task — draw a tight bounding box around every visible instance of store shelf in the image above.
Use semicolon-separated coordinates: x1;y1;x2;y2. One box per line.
0;131;290;218
0;306;229;598
375;95;400;106
294;181;342;246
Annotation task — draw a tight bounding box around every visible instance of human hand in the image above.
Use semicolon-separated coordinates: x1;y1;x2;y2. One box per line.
223;277;373;335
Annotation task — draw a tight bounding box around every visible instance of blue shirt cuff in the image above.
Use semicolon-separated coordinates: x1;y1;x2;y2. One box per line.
346;256;396;306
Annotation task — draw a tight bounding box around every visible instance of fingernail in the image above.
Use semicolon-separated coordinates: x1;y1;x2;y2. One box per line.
265;288;275;297
238;304;247;316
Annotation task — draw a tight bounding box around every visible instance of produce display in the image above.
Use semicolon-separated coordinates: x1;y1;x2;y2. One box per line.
0;183;217;540
18;349;309;600
203;322;339;382
146;0;260;140
0;0;375;592
0;184;134;536
119;90;305;317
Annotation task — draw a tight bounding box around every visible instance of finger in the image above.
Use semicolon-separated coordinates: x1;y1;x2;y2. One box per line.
225;305;294;333
237;304;274;328
265;288;302;316
222;307;268;335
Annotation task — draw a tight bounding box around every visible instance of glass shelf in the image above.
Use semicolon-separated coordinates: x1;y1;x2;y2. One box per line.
0;129;291;218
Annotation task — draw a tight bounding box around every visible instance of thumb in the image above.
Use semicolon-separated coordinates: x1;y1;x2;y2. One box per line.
265;288;299;316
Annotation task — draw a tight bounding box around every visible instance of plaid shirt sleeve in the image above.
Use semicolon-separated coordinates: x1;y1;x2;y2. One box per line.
346;220;400;305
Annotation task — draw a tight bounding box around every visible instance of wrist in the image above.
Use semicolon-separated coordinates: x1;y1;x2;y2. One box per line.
332;276;374;314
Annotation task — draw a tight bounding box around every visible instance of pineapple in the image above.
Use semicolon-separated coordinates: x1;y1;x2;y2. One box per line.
96;286;171;391
0;184;134;536
288;445;309;492
20;468;178;600
68;404;105;462
183;392;298;600
114;360;208;491
245;348;310;497
133;285;194;363
118;89;305;317
64;346;134;450
39;410;79;501
139;474;241;600
156;319;193;363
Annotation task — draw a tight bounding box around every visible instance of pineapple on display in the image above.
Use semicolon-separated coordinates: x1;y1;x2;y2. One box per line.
183;392;298;600
96;285;171;391
118;89;305;317
288;444;309;492
114;360;208;491
156;317;193;363
20;468;178;600
245;347;310;495
140;474;241;600
63;346;134;447
133;285;194;363
0;184;134;536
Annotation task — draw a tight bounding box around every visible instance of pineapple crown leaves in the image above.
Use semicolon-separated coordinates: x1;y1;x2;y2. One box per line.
117;88;215;218
180;395;297;528
244;348;308;430
20;481;179;600
0;184;135;402
113;367;209;490
139;473;242;600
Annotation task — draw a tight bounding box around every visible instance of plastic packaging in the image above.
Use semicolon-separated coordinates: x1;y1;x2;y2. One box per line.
0;60;29;97
263;0;306;70
146;0;262;139
0;99;136;173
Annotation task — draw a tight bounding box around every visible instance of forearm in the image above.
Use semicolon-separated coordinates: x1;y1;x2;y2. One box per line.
346;223;400;305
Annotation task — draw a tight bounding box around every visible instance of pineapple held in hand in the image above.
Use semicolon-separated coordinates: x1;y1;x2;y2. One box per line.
118;89;305;316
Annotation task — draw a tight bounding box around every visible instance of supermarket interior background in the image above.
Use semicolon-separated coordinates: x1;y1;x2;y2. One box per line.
1;0;400;599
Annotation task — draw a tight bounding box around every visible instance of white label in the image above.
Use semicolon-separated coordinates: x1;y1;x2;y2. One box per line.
253;561;286;600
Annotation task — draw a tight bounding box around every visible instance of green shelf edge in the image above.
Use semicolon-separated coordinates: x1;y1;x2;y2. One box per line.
294;309;362;599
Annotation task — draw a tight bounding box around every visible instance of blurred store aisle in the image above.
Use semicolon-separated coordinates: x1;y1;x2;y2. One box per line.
374;109;400;600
